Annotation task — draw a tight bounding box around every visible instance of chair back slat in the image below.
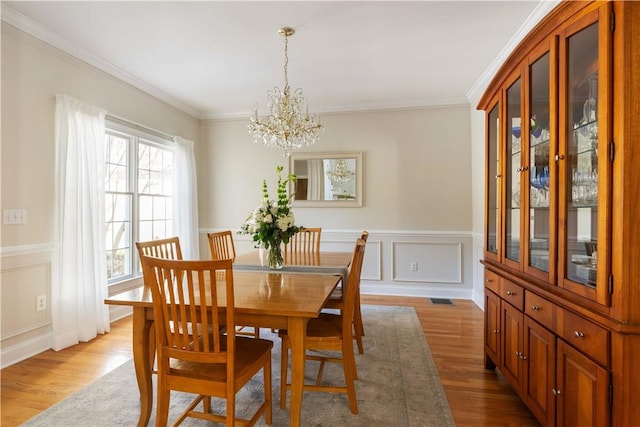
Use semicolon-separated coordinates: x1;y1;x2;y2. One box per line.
141;255;234;365
207;231;236;261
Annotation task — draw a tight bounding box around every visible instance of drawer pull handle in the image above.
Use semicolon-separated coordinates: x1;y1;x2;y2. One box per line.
506;290;514;296
486;278;493;283
573;331;585;338
530;305;540;311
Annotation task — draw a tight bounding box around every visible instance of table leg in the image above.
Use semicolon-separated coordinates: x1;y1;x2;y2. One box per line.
287;317;308;427
132;306;154;427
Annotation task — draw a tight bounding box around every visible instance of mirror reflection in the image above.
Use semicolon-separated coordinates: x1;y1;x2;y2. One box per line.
289;152;362;207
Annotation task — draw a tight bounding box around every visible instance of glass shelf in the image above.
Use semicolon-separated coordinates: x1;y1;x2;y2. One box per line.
530;136;551;148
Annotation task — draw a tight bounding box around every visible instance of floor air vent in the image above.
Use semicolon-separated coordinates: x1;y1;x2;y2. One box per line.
429;298;454;305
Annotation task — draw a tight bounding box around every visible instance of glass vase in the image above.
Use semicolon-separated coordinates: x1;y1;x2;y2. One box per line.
267;241;284;270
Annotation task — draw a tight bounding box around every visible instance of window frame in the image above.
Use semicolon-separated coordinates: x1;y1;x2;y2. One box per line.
105;119;175;288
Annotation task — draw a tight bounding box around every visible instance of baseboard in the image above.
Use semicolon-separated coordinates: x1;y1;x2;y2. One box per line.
361;284;473;300
1;333;51;369
471;288;484;310
108;305;132;323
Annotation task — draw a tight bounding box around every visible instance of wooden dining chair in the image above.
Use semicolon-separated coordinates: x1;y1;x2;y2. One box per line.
279;236;367;415
284;227;322;265
324;230;368;354
207;230;236;262
140;255;273;427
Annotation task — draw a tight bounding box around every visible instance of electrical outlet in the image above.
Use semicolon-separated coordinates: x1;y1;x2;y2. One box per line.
36;295;47;312
410;262;418;271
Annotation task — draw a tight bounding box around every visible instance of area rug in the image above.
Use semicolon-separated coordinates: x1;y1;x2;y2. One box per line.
23;305;455;426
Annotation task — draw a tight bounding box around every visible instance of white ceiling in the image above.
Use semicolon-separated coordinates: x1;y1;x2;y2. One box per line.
2;1;559;120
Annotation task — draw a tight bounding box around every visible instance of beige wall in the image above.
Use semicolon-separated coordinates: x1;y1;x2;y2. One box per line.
1;23;200;246
1;24;199;366
198;106;472;233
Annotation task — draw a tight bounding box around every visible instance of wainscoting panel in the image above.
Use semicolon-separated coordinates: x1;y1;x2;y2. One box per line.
0;244;54;368
1;263;50;339
392;241;462;283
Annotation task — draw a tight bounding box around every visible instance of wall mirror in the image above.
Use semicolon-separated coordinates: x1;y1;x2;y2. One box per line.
289;152;362;207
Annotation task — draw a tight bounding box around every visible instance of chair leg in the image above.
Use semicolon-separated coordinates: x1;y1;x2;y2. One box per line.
156;388;171;427
226;396;235;427
203;396;211;413
354;294;365;354
264;356;272;424
342;340;359;414
280;338;289;410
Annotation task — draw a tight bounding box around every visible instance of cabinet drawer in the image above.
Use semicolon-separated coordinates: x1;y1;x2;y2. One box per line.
484;270;501;294
500;280;524;311
524;292;556;331
559;310;610;367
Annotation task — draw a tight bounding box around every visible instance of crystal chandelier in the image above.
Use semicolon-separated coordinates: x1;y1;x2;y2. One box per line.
326;158;355;182
248;27;323;155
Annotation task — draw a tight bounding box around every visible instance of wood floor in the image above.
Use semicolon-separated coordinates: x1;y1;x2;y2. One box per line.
1;296;539;426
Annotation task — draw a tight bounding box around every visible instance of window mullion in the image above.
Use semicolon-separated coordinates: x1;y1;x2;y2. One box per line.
131;135;141;276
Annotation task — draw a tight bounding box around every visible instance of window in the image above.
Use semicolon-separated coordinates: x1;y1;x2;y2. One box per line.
105;122;174;283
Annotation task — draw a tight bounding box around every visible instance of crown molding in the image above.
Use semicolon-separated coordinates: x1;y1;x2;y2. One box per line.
1;3;203;120
202;96;471;120
466;0;561;106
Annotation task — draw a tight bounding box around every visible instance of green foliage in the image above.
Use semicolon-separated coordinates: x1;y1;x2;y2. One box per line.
239;166;302;249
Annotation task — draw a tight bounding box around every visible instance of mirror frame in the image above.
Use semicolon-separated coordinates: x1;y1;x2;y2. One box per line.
289;151;363;207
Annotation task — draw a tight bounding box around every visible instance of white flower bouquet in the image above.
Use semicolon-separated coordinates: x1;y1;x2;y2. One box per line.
239;166;302;268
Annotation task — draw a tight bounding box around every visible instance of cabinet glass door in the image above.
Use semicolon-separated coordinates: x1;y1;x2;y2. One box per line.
486;103;500;258
527;52;552;275
506;78;522;265
560;8;611;304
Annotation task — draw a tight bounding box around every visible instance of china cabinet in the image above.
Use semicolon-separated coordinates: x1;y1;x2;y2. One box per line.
478;1;640;426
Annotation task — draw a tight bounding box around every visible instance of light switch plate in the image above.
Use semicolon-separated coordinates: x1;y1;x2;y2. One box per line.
3;209;27;224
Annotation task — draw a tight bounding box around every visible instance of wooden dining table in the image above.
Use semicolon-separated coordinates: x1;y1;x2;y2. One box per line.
105;250;352;427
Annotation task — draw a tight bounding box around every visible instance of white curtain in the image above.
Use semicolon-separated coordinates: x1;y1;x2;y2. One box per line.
308;159;325;201
173;136;199;259
53;94;109;351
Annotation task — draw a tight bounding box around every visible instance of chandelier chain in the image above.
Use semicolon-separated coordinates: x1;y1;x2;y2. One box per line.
283;34;289;91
